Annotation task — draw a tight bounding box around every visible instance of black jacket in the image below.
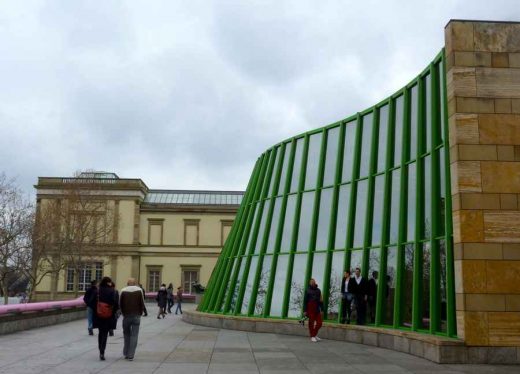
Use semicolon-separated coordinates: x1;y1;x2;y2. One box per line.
367;278;377;298
303;285;322;314
90;286;119;330
156;288;168;308
83;285;97;309
340;277;356;294
354;276;368;297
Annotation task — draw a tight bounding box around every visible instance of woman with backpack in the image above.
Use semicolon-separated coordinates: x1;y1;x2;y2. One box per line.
89;276;119;360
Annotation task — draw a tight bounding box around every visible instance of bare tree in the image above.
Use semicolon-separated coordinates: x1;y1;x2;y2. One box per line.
0;173;33;304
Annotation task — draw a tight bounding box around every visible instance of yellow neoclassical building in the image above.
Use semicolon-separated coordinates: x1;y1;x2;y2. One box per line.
34;172;243;300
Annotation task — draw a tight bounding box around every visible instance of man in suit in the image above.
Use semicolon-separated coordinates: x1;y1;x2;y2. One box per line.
340;271;356;324
367;271;378;323
354;267;368;325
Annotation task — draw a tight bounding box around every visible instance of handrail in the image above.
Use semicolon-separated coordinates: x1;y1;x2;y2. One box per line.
0;297;85;316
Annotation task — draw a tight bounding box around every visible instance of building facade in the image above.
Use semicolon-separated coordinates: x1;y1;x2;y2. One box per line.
34;172;243;299
200;20;520;355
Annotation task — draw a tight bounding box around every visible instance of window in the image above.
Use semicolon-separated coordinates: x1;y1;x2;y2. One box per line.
182;268;200;294
66;262;103;292
148;219;164;245
221;220;234;246
147;266;162;292
184;219;199;246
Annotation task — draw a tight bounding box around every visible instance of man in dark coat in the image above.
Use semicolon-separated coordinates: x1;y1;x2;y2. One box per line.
367;271;378;323
340;271;356;324
156;284;168;319
83;280;97;335
353;267;368;326
89;276;119;360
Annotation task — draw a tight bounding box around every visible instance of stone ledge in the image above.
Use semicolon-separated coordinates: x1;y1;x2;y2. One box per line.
183;311;520;364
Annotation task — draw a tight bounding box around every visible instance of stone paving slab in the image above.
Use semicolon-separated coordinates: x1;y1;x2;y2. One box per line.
0;304;517;373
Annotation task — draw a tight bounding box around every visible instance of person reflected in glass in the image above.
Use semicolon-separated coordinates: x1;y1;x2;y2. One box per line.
341;271;356;324
167;283;174;313
303;278;323;342
367;271;378;323
175;287;183;315
354;267;368;325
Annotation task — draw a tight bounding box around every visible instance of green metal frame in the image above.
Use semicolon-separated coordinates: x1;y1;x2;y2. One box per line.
200;49;456;338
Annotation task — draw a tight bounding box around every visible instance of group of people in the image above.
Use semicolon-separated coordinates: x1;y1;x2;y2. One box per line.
303;268;378;343
155;283;183;318
82;277;184;361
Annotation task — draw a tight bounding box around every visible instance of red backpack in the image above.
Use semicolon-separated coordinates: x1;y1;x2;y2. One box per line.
97;292;112;318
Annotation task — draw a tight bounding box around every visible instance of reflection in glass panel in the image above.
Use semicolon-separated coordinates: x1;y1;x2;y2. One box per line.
268;147;281;196
422;242;431;329
254;256;272;315
254;203;268;254
342;121;357;182
402;244;414;327
288;254;308;317
229;258;246;313
245;204;259;254
349;250;363;273
270;255;288;317
218;258;236;311
323;127;340;186
290;138;304;192
424;156;432;239
389;169;401;244
280;195;296;253
240;256;259;314
407;163;416;241
439;240;447;332
311;252;327;292
383;247;397;325
439;150;446;236
368;248;381;324
316;188;333;250
296;192;315;251
394;96;404;166
377;105;389;172
278;144;291;195
359;113;374;177
410;85;418;160
425;74;432;152
261;151;275;197
353;180;368;248
335;185;350;249
305;133;322;190
372;176;385;246
266;198;282;254
327;250;345;320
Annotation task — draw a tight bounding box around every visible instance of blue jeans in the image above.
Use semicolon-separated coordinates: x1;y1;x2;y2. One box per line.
175;302;182;314
87;307;94;330
123;315;141;359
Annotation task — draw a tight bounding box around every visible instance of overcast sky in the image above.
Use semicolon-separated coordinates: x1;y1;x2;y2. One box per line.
0;1;518;195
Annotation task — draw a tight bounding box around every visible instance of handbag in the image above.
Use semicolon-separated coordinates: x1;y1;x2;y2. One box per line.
97;290;113;319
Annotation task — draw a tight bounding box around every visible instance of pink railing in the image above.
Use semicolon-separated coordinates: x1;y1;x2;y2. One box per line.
0;297;85;316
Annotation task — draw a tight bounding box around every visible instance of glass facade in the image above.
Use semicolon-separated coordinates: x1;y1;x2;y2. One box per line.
201;50;456;338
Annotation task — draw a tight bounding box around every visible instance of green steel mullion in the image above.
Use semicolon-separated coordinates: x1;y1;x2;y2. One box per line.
281;139;299;318
362;110;379;280
441;51;457;337
429;64;441;333
345;114;363;273
232;152;272;314
217;157;265;313
206;159;260;311
263;143;288;316
326;123;346;322
393;88;410;328
375;99;395;325
247;147;280;315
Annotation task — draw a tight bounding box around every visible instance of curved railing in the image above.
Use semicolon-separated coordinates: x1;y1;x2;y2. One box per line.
0;297;85;316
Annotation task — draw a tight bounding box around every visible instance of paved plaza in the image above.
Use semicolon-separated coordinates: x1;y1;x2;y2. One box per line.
0;304;516;374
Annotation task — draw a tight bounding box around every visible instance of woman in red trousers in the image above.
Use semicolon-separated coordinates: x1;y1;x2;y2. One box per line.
303;278;323;342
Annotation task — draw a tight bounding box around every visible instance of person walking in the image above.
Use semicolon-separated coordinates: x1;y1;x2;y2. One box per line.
367;271;378;323
139;284;148;316
89;276;119;361
108;280;119;337
340;271;356;324
167;283;174;313
175;286;183;315
156;284;168;319
83;279;97;336
120;278;146;361
303;278;323;342
354;267;368;325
